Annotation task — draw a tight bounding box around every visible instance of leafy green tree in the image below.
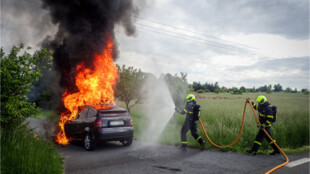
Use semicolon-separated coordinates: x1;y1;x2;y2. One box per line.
301;88;309;95
273;84;283;92
28;53;56;110
267;88;272;93
115;65;146;113
1;44;52;127
258;85;268;92
285;87;292;93
163;73;188;107
230;87;242;94
239;86;246;93
192;81;202;92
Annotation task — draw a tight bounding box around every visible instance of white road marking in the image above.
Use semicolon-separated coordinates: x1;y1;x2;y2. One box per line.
286;158;310;168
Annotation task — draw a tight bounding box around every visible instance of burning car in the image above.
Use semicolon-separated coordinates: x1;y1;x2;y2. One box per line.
64;105;134;151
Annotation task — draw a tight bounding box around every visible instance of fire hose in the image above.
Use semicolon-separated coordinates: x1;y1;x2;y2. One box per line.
198;99;289;174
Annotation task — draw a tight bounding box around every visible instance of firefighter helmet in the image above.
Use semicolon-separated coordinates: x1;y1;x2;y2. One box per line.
256;95;267;104
186;94;196;101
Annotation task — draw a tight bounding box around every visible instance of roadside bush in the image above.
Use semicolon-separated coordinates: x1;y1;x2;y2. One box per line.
197;89;205;93
0;45;52;127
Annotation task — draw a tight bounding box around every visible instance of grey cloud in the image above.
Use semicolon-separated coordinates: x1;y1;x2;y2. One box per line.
173;0;309;40
225;57;309;89
231;57;309;72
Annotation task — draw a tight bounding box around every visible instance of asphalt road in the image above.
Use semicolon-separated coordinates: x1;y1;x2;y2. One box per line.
57;140;309;174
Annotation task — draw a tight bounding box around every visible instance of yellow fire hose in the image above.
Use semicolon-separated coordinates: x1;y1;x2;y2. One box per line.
198;99;289;174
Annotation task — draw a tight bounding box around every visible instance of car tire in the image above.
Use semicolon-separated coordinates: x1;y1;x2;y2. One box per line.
121;138;133;146
84;133;96;151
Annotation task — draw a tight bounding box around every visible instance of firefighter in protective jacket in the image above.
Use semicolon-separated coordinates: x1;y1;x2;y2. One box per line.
246;95;280;155
176;94;205;151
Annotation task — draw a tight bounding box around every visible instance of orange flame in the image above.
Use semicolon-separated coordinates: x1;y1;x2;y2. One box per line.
56;34;118;145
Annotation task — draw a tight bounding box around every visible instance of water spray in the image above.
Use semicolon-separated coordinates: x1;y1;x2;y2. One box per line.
140;77;175;143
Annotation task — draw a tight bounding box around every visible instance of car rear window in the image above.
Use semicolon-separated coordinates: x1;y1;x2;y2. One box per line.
78;108;89;119
87;109;96;118
99;110;128;117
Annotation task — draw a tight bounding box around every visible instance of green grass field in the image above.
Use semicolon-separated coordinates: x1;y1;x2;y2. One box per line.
124;92;309;154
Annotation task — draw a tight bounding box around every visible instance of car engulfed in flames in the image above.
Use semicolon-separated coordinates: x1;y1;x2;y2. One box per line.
56;34;122;146
64;105;134;151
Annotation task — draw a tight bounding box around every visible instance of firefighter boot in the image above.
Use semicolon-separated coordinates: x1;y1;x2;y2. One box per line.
246;149;257;155
270;144;280;155
246;143;259;155
200;141;205;151
179;146;187;151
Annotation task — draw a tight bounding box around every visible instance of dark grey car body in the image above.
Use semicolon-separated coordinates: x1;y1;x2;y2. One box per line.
64;105;134;150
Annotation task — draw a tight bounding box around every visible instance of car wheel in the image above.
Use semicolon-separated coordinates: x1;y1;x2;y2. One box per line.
84;133;96;151
121;138;133;146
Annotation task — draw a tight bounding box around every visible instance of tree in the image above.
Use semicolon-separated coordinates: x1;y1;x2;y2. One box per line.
267;88;272;94
273;84;283;92
1;44;52;127
258;85;268;92
27;52;57;110
192;81;202;92
163;73;188;107
285;87;292;93
301;89;309;95
230;87;242;94
239;86;246;93
115;65;146;113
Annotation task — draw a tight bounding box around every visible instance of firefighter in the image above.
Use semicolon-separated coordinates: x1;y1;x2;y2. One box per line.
246;95;280;155
175;94;205;151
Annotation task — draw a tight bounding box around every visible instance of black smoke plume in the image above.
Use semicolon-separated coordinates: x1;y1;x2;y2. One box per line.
41;0;138;110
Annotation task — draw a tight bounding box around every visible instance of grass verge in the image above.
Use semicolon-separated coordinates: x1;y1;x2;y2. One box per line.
1;124;63;174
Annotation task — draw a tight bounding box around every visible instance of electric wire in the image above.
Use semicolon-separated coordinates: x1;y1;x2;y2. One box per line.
135;16;259;51
135;20;277;59
136;27;259;55
136;23;260;55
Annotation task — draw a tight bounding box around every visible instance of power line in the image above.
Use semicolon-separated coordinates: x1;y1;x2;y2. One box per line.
136;22;259;55
135;16;259;51
135;19;277;59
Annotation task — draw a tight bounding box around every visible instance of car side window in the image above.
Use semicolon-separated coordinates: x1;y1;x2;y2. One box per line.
79;108;89;119
87;109;96;118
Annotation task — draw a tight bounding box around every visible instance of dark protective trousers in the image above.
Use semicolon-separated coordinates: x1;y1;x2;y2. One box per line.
181;117;203;147
251;127;279;152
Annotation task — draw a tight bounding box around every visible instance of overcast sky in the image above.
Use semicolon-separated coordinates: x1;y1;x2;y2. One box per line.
115;0;309;90
1;0;309;90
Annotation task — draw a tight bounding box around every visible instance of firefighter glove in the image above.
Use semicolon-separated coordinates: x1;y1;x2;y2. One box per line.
246;98;250;103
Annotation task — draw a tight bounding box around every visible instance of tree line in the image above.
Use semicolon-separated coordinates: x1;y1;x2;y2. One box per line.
190;81;309;95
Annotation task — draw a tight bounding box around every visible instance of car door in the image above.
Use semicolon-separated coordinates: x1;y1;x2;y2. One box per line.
72;108;89;140
84;107;97;130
